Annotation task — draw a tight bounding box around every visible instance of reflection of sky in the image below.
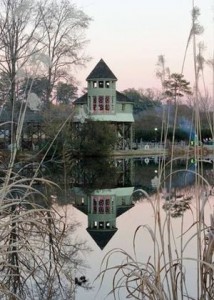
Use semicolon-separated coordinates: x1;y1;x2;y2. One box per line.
67;192;214;300
52;158;214;299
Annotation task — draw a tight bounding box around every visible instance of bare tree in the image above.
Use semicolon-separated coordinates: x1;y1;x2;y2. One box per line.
38;0;91;106
0;0;47;152
0;0;45;106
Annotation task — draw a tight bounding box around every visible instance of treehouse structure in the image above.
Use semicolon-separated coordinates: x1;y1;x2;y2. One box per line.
73;59;134;150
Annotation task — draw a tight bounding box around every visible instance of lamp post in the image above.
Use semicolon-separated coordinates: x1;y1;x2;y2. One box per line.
154;127;158;143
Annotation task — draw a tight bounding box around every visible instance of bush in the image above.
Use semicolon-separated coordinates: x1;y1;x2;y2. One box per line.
70;121;118;157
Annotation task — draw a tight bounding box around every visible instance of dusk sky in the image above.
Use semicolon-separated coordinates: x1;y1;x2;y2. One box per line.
76;0;214;95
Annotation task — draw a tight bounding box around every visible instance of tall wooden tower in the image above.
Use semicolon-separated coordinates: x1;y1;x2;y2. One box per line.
73;59;134;150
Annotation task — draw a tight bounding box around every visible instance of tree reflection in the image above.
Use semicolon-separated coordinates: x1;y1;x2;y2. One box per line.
162;195;192;217
67;158;121;192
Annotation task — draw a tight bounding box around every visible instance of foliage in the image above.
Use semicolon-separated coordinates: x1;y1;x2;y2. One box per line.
56;81;78;104
70;121;118;157
39;103;74;157
19;77;78;106
163;73;192;102
122;88;161;114
20;76;50;103
65;158;119;194
135;127;191;142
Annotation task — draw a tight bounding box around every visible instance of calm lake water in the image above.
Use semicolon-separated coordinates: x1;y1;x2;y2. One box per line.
3;154;214;299
53;156;214;300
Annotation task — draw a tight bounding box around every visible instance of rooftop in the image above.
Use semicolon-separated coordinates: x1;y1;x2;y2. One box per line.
86;59;117;81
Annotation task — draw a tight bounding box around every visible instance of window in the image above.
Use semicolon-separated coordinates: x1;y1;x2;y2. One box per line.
93;198;97;212
99;221;104;228
99;198;104;213
112;97;115;112
93;81;97;88
98;81;104;88
91;96;112;114
122;104;125;111
98;96;104;111
106;198;110;213
105;96;110;111
93;221;98;228
91;195;111;214
106;222;110;228
93;96;97;112
105;81;110;88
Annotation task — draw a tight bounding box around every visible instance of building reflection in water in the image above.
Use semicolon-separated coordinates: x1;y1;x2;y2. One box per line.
70;158;136;249
70;157;163;249
72;186;135;249
39;155;214;250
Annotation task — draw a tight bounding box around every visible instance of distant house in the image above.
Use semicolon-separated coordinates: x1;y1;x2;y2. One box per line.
73;59;134;150
0;106;44;150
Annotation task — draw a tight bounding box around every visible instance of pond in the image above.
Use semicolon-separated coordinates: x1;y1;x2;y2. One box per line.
2;155;213;299
52;155;214;300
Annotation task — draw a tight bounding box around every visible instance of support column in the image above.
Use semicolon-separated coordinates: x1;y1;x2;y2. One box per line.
122;123;125;150
130;123;133;149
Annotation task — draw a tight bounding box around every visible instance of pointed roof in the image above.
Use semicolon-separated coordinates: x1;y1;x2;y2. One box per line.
87;228;117;250
86;59;117;81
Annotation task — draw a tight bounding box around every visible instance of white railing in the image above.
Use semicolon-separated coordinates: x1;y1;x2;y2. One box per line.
133;141;188;150
133;142;166;150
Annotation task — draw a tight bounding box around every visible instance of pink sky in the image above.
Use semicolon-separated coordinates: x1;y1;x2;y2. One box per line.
75;0;214;96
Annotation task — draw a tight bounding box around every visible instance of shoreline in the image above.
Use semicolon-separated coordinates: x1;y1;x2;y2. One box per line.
112;145;214;158
0;145;213;161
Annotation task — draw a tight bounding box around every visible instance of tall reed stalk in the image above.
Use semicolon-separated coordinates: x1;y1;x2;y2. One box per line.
96;2;214;299
0;75;88;299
